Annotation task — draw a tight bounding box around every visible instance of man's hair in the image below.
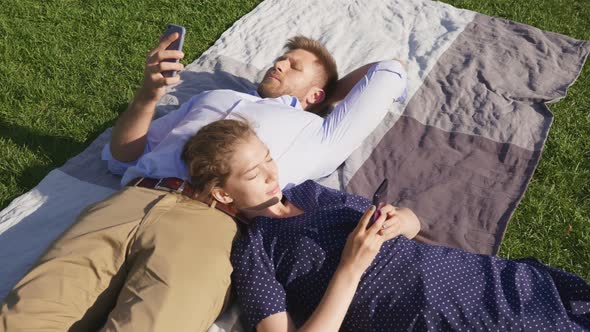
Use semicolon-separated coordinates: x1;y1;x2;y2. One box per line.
284;36;338;95
182;119;256;194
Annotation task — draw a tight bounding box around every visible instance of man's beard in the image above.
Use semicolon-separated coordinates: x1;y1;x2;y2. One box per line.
257;79;283;98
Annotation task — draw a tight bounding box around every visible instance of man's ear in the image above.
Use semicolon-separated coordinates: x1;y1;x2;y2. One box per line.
305;87;326;107
211;187;234;204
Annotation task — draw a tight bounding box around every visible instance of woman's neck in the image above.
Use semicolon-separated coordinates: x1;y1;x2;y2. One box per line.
242;198;304;220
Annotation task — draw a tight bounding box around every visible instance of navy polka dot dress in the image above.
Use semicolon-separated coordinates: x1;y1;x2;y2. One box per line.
230;181;590;331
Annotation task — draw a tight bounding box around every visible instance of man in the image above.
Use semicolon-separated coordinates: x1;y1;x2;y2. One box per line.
0;33;406;331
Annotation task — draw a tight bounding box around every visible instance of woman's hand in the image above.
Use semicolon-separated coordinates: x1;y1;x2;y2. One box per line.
259;206;388;332
259;204;420;332
339;206;387;279
377;205;421;240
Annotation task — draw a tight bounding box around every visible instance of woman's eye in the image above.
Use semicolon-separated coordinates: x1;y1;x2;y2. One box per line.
247;173;258;180
266;158;274;163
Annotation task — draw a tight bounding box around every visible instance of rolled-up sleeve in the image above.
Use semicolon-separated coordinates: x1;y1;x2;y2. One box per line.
101;142;147;175
101;94;201;176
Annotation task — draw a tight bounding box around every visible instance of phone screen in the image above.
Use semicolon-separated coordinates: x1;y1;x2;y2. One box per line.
372;179;388;206
370;179;388;225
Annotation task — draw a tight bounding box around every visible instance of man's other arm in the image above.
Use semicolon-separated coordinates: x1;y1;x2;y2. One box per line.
307;59;407;179
109;33;185;162
312;59;406;114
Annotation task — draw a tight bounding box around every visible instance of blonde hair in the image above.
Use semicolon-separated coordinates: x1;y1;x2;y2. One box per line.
284;36;338;94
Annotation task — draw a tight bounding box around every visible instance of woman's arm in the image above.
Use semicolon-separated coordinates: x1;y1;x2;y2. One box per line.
255;264;362;332
257;205;396;332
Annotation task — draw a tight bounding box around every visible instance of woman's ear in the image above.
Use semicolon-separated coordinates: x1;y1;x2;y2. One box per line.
211;187;234;204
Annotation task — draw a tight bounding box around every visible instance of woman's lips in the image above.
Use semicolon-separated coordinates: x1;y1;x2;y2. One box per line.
267;185;280;195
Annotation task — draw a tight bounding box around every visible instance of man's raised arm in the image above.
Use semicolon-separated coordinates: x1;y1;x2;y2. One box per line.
313;59;406;114
109;33;185;162
297;59;407;181
327;63;376;105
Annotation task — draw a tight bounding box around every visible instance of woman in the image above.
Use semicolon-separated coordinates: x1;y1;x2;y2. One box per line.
183;119;590;332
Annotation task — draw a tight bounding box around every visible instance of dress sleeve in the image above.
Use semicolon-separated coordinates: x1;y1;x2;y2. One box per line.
309;60;408;177
231;227;288;330
101;94;200;175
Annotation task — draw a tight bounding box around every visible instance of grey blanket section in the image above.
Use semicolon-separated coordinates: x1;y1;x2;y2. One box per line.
348;14;590;255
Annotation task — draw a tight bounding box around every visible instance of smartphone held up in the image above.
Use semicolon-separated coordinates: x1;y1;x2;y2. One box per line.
161;24;186;78
369;179;388;227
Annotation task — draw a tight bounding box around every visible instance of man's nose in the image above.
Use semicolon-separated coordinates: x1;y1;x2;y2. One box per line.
274;60;287;73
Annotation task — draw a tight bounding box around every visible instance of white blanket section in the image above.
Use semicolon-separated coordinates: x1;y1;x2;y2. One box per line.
0;0;477;330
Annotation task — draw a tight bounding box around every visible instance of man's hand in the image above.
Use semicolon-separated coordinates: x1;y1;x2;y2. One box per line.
138;33;185;102
109;34;185;163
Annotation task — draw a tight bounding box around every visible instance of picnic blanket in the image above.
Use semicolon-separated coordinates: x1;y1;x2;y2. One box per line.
1;0;588;330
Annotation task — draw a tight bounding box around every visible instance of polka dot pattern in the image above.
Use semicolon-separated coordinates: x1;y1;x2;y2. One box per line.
231;181;590;331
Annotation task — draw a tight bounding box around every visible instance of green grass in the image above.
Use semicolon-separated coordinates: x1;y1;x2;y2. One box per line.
0;0;263;206
1;0;589;281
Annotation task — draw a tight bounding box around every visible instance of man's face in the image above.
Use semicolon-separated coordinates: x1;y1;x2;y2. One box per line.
257;49;324;105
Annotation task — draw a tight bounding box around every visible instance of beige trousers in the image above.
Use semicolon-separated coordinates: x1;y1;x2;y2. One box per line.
0;186;238;332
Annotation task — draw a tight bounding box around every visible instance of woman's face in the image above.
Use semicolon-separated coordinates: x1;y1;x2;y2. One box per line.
214;134;282;212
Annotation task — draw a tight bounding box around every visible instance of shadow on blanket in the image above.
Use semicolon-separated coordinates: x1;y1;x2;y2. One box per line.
156;61;258;116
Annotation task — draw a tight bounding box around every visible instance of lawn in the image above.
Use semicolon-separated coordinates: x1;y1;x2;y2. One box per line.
1;0;589;281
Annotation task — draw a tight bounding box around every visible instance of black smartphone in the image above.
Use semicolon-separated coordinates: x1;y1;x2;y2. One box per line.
370;179;388;225
161;24;186;77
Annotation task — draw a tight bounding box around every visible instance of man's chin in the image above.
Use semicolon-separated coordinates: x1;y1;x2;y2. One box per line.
257;84;281;99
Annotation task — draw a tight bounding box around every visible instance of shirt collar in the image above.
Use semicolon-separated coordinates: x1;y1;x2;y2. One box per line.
248;90;303;110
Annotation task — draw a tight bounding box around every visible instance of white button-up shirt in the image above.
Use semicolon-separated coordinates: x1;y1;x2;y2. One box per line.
102;60;407;189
